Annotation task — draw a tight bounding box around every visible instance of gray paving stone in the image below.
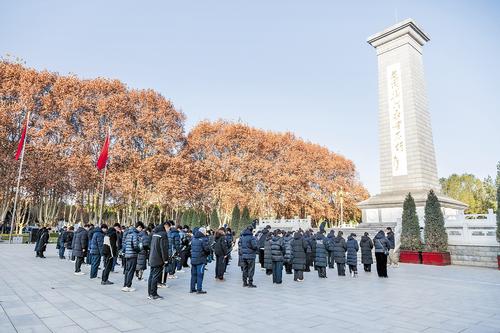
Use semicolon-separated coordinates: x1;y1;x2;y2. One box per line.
1;244;500;333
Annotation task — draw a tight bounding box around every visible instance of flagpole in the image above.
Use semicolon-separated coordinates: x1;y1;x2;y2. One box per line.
9;111;30;244
98;126;110;225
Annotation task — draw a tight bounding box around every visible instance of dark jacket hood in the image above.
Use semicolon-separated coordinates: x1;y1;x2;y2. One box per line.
375;231;385;239
241;228;253;237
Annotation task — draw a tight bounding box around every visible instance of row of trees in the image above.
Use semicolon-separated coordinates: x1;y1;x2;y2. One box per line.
0;61;368;232
439;163;500;214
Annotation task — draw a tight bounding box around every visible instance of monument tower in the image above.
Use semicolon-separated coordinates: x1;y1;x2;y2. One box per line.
358;19;466;224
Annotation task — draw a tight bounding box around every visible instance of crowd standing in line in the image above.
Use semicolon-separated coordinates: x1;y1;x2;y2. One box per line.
35;220;397;299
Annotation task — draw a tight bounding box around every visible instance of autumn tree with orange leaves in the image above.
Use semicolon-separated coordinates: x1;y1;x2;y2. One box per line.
0;61;367;231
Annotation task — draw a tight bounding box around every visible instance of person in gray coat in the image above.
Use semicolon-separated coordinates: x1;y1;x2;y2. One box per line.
332;231;347;276
360;232;374;272
346;233;359;277
373;230;391;278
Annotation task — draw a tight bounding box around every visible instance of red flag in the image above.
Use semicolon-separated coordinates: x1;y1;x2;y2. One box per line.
96;133;110;170
14;123;27;160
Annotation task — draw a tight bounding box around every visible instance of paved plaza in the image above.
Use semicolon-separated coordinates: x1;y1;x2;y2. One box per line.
0;244;499;333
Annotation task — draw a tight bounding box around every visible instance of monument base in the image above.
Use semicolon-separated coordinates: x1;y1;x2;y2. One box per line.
357;189;467;225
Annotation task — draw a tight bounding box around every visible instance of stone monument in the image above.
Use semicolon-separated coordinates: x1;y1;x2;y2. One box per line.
358;19;467;224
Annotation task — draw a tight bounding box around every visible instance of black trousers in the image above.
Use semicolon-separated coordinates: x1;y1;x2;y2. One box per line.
284;262;292;274
242;258;255;284
327;251;335;268
317;266;327;278
348;265;358;274
124;257;137;287
215;255;225;279
148;265;163;296
102;256;113;282
293;269;304;281
180;250;190;267
375;253;388;277
75;256;84;272
258;249;265;268
364;264;371;272
337;263;346;276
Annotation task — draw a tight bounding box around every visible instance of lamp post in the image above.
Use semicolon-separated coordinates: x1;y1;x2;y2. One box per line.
331;187;349;226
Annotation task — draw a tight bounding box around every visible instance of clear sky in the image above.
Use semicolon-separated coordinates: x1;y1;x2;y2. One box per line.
1;0;499;194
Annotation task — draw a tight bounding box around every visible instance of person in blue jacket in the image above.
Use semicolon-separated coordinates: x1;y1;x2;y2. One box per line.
89;224;107;279
190;227;211;294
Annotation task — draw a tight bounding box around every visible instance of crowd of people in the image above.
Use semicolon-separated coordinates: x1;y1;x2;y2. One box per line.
33;220;397;300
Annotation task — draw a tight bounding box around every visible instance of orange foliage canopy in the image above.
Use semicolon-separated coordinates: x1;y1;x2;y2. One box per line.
0;61;367;226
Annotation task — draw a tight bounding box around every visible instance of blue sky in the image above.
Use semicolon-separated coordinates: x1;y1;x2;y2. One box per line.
1;0;499;194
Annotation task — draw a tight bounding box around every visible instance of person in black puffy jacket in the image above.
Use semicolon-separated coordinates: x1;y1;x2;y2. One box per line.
214;228;229;281
72;225;89;275
101;226;117;285
136;228;151;281
239;226;258;288
360;232;374;272
346;233;359;278
270;230;285;284
311;231;333;278
263;232;273;275
64;226;74;261
333;231;347;276
326;230;335;269
291;232;309;282
283;232;293;274
148;222;170;299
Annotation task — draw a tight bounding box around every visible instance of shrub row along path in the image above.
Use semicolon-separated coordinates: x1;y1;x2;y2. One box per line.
0;244;499;333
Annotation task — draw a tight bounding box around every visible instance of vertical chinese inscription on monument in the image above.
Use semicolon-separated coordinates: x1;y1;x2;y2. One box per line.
387;63;407;176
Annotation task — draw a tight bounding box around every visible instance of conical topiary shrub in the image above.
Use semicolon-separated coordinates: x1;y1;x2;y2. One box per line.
241;206;251;229
424;190;448;253
210;209;220;230
231;204;240;233
401;193;422;251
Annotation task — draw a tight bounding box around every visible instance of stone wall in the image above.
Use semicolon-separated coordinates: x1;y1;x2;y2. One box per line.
448;244;499;268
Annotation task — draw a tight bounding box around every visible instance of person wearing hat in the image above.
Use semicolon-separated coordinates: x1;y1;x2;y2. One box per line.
346;233;359;278
190;227;210;294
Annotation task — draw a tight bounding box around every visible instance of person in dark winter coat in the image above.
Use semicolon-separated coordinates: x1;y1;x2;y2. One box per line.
374;230;391;278
122;222;144;292
346;233;359;277
224;228;234;272
214;228;229;280
283;232;293;274
72;225;89;274
64;226;74;261
112;223;122;272
57;227;67;259
332;231;347;276
179;228;192;268
326;230;335;269
304;231;314;272
257;226;271;269
360;232;374;272
190;227;210;294
167;226;181;276
148;222;170;299
86;224;95;264
270;230;285;284
35;227;49;258
386;227;399;267
311;231;332;278
239;226;258;287
136;228;151;280
101;226;117;285
263;232;273;275
89;224;106;279
291;232;309;281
